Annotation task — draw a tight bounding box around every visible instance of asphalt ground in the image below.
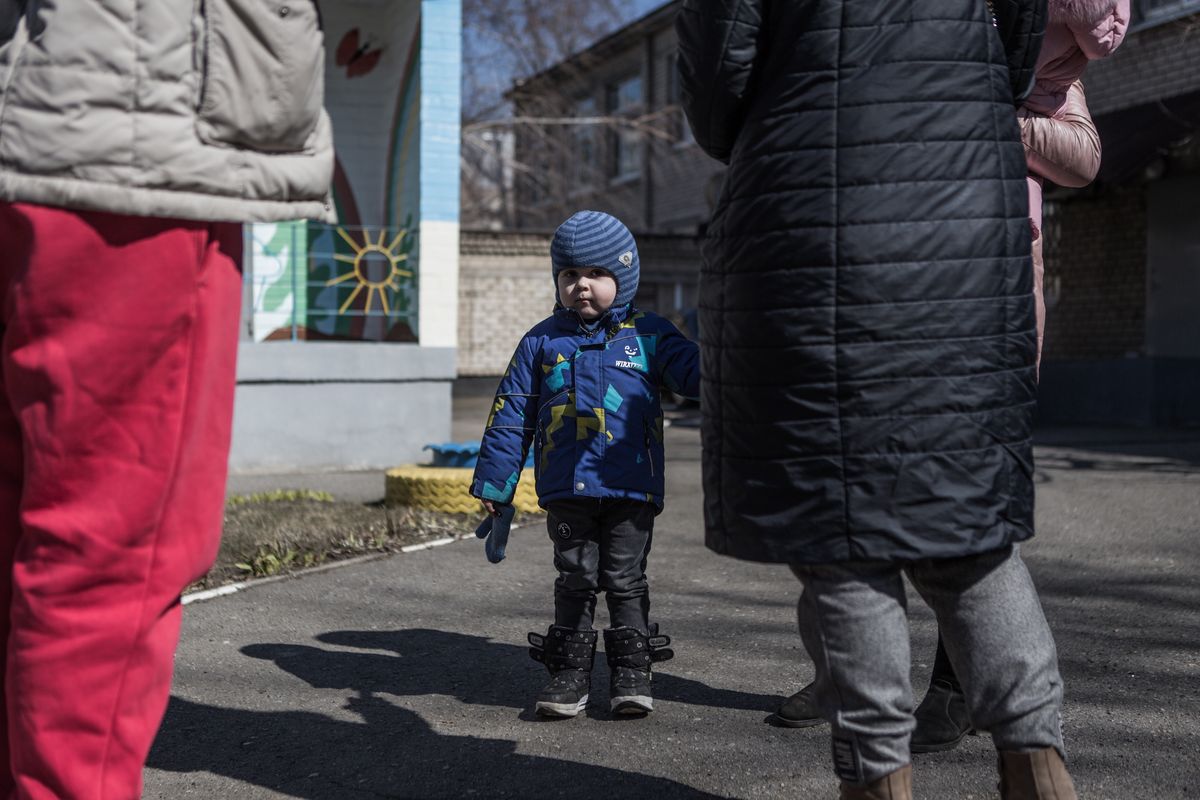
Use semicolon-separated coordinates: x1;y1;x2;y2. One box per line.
147;384;1200;798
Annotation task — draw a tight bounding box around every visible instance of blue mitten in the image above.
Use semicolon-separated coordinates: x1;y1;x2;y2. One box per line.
474;504;515;563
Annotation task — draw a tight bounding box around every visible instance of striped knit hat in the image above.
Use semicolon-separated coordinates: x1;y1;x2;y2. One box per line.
550;211;640;310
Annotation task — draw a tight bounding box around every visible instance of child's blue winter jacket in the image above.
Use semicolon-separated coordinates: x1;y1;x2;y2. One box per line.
471;304;700;511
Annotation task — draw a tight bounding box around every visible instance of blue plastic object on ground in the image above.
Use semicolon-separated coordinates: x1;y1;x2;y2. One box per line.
423;442;480;467
424;442;533;468
474;504;516;563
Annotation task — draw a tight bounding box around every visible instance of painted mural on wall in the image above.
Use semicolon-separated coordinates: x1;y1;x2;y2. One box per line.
306;215;418;341
251;1;424;343
250;222;307;342
336;28;385;78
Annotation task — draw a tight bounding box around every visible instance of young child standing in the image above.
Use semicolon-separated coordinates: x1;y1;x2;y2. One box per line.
471;210;700;718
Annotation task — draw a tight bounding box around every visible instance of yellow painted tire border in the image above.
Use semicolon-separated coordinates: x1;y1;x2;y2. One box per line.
384;466;540;514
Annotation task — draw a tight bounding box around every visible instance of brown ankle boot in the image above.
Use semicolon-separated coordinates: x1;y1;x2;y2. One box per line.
839;764;912;800
998;747;1078;800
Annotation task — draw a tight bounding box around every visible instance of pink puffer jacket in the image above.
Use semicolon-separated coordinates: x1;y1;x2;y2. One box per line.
1024;0;1130;117
1024;81;1101;237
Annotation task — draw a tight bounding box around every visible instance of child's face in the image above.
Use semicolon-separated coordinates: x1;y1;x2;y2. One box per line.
557;267;617;321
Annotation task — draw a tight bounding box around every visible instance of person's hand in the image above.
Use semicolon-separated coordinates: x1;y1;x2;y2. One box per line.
474;503;515;563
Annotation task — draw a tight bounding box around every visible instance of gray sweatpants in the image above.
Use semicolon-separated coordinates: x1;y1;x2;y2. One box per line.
793;545;1065;785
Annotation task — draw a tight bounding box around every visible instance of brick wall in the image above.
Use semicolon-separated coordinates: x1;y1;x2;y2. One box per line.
457;230;702;375
1085;14;1200;114
1042;187;1148;360
418;0;463;348
1036;15;1199;362
458;231;554;376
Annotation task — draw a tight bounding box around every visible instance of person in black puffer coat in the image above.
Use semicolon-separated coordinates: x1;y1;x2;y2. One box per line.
677;2;1076;798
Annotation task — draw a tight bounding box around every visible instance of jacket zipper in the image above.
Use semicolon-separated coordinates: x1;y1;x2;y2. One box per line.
644;423;655;478
531;423;543;480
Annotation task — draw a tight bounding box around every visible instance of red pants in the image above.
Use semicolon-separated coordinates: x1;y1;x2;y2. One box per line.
0;204;242;799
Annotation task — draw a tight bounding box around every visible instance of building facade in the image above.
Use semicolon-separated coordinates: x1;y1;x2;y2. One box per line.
1039;0;1200;425
233;0;463;471
457;2;713;377
507;2;720;236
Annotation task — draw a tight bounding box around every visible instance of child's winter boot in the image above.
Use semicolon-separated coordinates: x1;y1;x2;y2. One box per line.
603;624;674;714
528;626;597;717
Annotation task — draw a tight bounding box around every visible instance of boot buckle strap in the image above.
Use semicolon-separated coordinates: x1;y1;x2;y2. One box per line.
649;633;673;663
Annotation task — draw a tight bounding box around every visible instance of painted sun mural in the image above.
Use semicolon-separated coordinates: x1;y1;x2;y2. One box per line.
307;214;418;342
327;227;413;315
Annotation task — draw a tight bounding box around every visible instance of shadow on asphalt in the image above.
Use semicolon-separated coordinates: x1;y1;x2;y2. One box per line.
1024;549;1200;794
251;628;779;714
1035;551;1200;691
148;693;723;799
147;628;772;798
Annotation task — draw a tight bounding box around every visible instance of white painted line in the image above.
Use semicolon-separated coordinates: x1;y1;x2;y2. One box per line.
180;524;533;605
283;550;390;578
400;536;457;553
182;583;242;605
181;552;389;606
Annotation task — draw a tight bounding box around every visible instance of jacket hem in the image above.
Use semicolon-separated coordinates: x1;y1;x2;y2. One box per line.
539;488;664;512
0;172;336;224
706;526;1035;565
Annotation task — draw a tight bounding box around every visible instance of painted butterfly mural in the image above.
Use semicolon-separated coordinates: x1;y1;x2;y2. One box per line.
335;28;383;78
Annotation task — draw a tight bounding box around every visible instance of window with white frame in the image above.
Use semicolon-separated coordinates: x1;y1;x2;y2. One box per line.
606;74;642;180
666;53;694;146
573;95;599;187
527;124;550;205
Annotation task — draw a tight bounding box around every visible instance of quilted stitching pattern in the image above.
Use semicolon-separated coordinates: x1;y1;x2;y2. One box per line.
0;0;333;222
677;0;1041;564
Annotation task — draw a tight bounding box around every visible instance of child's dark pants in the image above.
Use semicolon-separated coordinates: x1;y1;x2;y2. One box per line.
545;498;655;633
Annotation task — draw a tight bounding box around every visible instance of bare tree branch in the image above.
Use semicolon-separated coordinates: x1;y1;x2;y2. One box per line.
461;0;655;229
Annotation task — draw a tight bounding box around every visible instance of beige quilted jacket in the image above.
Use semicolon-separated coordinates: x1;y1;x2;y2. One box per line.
0;0;335;223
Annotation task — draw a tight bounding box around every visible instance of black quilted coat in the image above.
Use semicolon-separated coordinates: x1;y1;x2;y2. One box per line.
677;0;1046;564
